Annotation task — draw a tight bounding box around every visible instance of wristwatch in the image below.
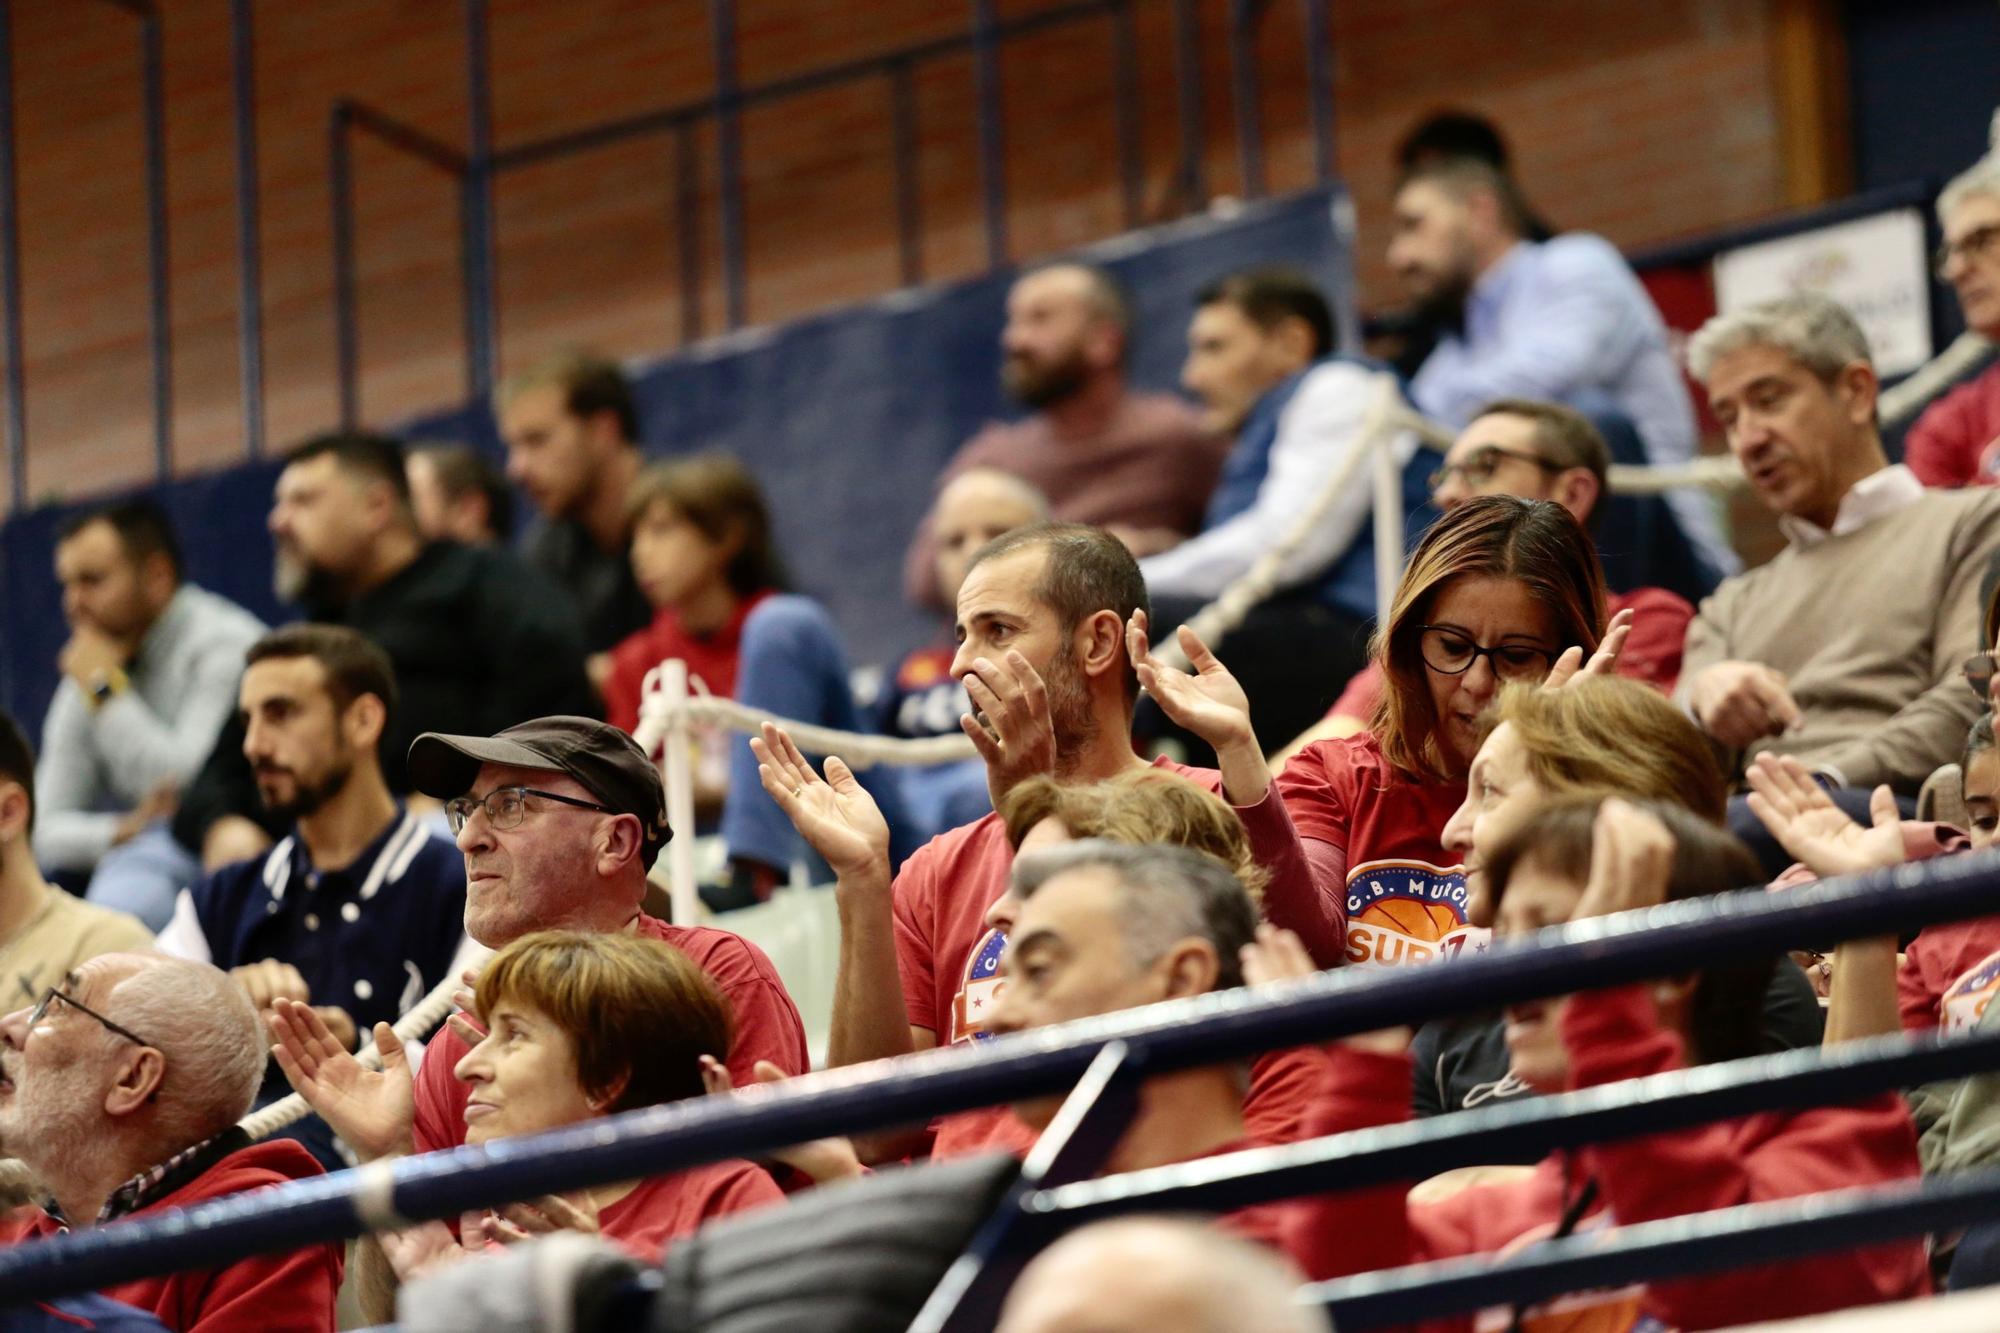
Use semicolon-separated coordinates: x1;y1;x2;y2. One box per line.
86;667;129;707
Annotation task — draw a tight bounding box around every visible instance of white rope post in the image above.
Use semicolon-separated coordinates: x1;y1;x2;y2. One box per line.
659;659;701;926
1370;377;1406;618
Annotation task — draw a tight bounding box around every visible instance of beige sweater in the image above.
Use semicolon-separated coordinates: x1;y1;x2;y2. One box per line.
1678;486;2000;793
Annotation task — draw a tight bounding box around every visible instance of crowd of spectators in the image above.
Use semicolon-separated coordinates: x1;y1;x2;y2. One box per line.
10;110;2000;1333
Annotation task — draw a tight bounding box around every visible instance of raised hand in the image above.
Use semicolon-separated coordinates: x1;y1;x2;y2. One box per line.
957;649;1059;807
1744;754;1905;880
1571;798;1678;922
1128;613;1255;753
1543;607;1635;691
1241;924;1317;988
489;1191;601;1243
698;1055;865;1184
751;721;890;885
378;1216;487;1284
268;998;414;1163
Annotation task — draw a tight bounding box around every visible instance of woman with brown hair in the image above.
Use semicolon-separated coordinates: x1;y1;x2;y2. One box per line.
351;929;783;1278
1133;495;1625;970
600;451;915;904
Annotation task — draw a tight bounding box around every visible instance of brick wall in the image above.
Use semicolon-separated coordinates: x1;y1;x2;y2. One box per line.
5;0;1792;509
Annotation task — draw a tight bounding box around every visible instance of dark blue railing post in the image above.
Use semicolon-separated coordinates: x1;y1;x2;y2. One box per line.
1171;0;1206;211
1112;0;1143;228
1226;0;1265;197
1301;0;1335;182
708;0;748;329
328;101;358;430
970;0;1008;269
672;120;702;346
231;0;266;460
889;58;924;288
461;0;498;404
0;0;22;512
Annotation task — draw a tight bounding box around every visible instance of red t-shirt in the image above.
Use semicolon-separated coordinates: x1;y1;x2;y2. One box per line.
412;915;809;1155
0;1140;342;1333
1904;360;2000;488
893;757;1218;1153
595;1157;785;1263
603;590;775;734
1325;587;1694;721
1285;988;1929;1329
1275;733;1474;968
1901;915;2000;1033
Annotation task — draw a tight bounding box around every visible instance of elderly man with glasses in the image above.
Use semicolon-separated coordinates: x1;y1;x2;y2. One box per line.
0;952;344;1331
267;714;806;1324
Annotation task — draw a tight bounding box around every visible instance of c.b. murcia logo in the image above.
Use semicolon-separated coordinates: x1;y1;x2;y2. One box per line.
950;926;1009;1044
1343;858;1486;966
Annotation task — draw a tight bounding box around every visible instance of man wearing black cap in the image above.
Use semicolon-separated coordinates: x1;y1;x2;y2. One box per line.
269;714;807;1169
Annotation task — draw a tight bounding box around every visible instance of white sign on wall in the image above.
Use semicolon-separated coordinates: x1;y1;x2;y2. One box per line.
1712;207;1933;378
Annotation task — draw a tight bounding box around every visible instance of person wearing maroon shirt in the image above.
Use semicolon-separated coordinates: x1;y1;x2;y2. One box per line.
1134;496;1622;972
1904;153;2000;489
746;523;1230;1161
983;840;1310;1249
353;928;780;1285
0;952;342;1333
267;714;805;1323
1260;796;1928;1330
1281;399;1691;759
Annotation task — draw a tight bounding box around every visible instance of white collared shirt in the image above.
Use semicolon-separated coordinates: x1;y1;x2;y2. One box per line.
1777;464;1926;547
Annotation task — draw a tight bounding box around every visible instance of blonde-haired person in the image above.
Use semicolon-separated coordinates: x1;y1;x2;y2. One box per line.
1417;676;1822;1122
1130;495;1628;971
599;452;917;906
281;929;783;1283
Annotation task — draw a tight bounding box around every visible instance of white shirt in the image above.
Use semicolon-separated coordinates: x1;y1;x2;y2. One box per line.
1777;464;1926;548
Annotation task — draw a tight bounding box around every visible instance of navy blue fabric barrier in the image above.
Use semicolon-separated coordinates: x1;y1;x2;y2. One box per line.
0;186;1357;737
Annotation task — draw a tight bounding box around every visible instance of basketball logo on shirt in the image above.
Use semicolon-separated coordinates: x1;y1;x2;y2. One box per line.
950;926;1009;1044
1472;1216;1669;1332
1941;945;2000;1032
1343;859;1481;967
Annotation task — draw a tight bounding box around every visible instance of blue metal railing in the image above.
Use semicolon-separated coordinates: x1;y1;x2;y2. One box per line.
2;851;1999;1311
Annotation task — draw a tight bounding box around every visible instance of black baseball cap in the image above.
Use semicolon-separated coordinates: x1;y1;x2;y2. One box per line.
407;716;672;869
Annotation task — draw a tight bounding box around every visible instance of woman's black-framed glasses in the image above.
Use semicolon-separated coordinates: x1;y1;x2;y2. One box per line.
1964;652;1998;702
28;987;154;1048
444;785;615;836
1419;627;1558;682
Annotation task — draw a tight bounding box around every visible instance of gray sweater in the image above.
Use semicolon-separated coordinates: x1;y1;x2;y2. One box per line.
1677;484;2000;793
33;584;265;871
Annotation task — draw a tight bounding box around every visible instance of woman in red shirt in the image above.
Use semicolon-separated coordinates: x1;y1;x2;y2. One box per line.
1134;495;1623;970
1263;796;1929;1331
375;929;782;1273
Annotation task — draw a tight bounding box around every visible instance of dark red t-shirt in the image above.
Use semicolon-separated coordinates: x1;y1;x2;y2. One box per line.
1275;733;1474;968
1901;915;2000;1033
603;590;775;734
594;1157;785;1263
1905;361;2000;489
412;915;809;1155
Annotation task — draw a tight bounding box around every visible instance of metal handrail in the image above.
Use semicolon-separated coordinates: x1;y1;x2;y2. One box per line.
0;852;1998;1303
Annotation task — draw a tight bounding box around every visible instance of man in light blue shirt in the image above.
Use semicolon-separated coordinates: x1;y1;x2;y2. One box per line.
1388;156;1738;579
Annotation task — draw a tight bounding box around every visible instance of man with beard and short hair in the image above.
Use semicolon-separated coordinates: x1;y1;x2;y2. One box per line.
171;432;594;872
903;264;1226;606
0;951;344;1331
156;624;466;1168
35;500;265;927
1389;155;1737;581
755;523;1251;1160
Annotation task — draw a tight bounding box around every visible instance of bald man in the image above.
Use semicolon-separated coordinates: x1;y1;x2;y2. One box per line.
904;263;1227;605
998;1218;1330;1333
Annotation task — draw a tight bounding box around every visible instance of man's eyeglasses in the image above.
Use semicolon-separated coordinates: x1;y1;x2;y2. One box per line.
1936;223;2000;279
1428;446;1563;492
1964;652;1998;702
444;785;614;835
27;987;154;1049
1419;627;1558;682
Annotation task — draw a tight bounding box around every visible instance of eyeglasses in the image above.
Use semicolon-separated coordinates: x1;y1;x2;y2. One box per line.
27;987;154;1049
1428;445;1563;493
1936;223;2000;279
1419;626;1558;681
1965;652;1998;702
444;785;614;835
